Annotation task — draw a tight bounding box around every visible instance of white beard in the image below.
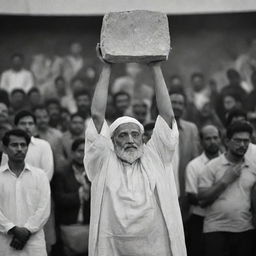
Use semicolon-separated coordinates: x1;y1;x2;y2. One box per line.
115;144;144;164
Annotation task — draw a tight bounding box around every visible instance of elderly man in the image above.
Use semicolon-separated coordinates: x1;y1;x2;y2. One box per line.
84;52;186;256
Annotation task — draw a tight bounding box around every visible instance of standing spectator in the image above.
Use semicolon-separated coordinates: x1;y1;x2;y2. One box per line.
45;98;63;130
169;89;200;221
53;139;90;256
198;121;256;256
0;53;34;93
61;113;85;163
27;87;43;110
131;99;149;125
185;125;222;256
0;129;50;256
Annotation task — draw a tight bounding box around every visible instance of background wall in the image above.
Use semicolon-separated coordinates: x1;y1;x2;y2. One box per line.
0;12;255;89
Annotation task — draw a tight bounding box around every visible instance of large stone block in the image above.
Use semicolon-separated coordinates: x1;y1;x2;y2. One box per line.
100;10;171;63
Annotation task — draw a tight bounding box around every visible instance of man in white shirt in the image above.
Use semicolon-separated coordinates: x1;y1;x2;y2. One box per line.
198;121;256;256
185;125;222;256
0;53;34;94
84;49;186;256
0;129;50;256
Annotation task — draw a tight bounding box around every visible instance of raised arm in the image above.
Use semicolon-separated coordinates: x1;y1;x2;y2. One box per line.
91;59;112;133
151;63;174;127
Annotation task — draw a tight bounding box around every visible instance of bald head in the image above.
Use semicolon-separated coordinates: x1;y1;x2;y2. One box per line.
200;125;221;156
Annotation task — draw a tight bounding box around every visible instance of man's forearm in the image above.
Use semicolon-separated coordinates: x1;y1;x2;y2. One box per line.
91;64;111;133
198;181;228;207
151;64;174;126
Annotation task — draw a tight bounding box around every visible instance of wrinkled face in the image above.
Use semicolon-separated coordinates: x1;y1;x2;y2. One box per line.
0;103;9;123
4;135;28;162
76;95;91;113
201;126;221;155
17;116;36;137
224;96;236;111
227;132;250;157
34;109;49;130
70;116;85;136
115;94;130;114
72;143;85;165
170;93;185;119
112;123;143;164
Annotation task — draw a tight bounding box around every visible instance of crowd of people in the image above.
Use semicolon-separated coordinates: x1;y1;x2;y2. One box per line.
0;38;256;256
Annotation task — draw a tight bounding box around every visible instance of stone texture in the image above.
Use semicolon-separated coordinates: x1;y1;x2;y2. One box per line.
100;10;171;63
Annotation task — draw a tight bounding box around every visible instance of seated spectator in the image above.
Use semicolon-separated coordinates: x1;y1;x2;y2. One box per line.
0;53;34;93
61;113;85;163
198;121;256;256
45;98;62;130
0;129;50;255
185;125;222;256
53;138;90;256
27;87;43;110
74;89;91;121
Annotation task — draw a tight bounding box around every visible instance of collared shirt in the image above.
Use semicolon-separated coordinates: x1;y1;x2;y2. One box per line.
1;137;54;181
0;68;34;93
85;116;187;256
185;152;211;216
199;154;256;233
0;163;50;256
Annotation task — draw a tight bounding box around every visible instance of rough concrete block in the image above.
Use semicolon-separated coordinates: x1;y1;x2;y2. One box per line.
100;10;171;63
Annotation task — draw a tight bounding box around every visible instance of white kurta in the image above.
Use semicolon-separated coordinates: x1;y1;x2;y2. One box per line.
84;115;187;256
0;163;51;256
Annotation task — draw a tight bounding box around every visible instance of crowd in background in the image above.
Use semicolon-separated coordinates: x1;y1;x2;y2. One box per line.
0;38;256;256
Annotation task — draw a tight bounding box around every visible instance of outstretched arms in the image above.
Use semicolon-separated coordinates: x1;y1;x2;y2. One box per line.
91;48;112;133
150;63;174;127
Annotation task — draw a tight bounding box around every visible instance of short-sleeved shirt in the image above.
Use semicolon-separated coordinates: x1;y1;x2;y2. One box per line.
185;152;211;216
85;116;181;256
199;154;256;233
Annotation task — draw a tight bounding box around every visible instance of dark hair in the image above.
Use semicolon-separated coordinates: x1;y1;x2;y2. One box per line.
2;129;31;146
33;104;48;114
0;89;10;108
27;87;40;97
54;76;65;84
70;112;85;121
226;69;240;80
11;89;26;97
226;120;253;140
113;91;131;105
73;88;91;99
225;108;247;127
11;53;24;61
14;110;36;126
45;98;61;108
169;87;187;103
144;121;155;132
191;72;204;80
71;138;84;151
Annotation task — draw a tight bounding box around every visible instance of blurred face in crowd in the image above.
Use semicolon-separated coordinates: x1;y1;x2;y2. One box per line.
170;93;185;120
227;70;241;86
170;76;183;88
29;91;41;107
47;103;61;119
34;109;49;131
12;55;23;71
191;75;205;92
70;115;85;136
201;125;221;156
55;78;66;95
4;135;28;163
61;109;71;132
132;102;147;124
112;123;144;164
76;94;91;113
70;42;82;56
227;132;250;157
71;79;84;92
114;94;130;114
200;102;212;118
72;142;85;166
0;123;12;141
17;116;36;137
223;95;237;111
0;103;9;123
11;91;26;109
